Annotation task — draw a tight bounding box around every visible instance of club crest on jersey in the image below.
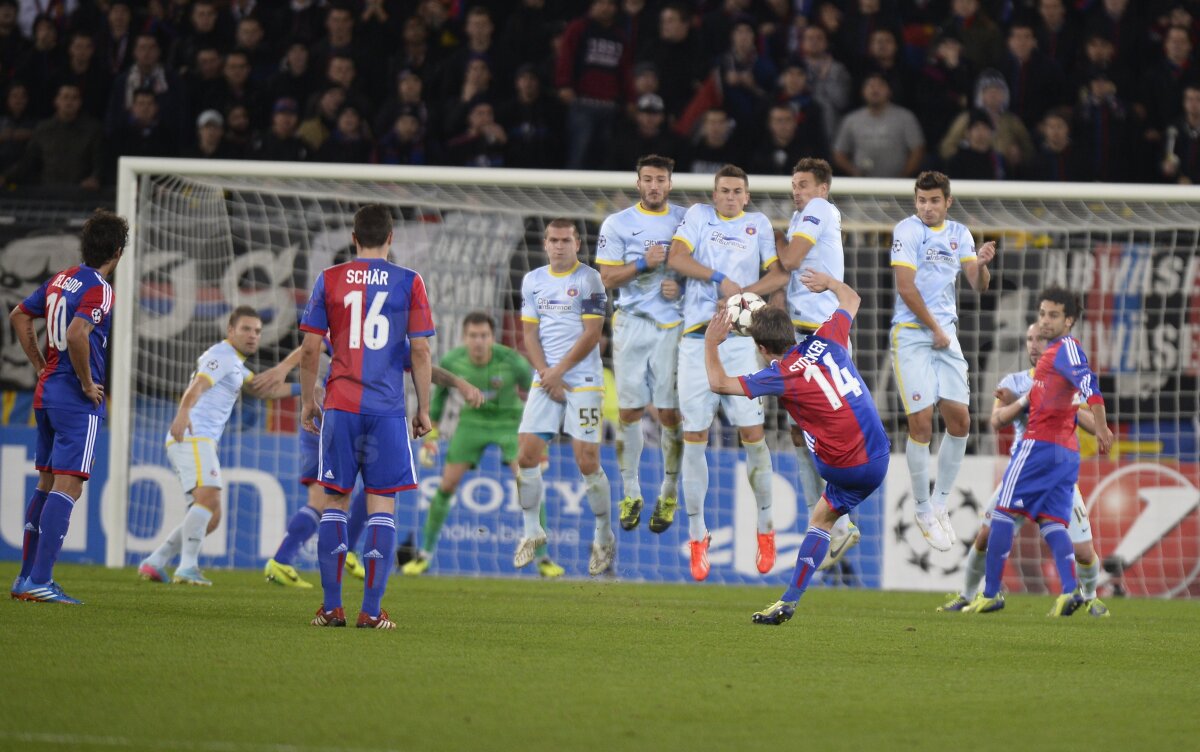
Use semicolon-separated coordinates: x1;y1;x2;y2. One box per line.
912;392;922;402
745;226;757;235
950;240;958;251
490;375;504;388
566;286;579;297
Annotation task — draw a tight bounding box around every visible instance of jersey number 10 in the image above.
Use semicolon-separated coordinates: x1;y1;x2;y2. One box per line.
44;292;71;351
343;290;390;350
803;353;863;410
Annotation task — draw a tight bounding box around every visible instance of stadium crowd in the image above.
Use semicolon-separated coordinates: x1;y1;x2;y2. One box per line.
1;0;1198;188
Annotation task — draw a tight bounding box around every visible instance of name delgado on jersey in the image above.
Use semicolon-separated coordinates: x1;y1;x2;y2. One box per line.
51;275;84;293
346;268;391;285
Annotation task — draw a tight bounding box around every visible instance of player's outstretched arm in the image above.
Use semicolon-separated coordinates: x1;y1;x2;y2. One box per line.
248;346;303;396
66;316;103;408
9;305;46;375
298;332;324;434
990;389;1024;430
409;336;433;438
667;238;741;298
962;240;996;292
1089;402;1113;454
743;262;790;298
432;365;484;408
703;311;743;395
777;234;815;272
598;243;667;289
801;270;860;320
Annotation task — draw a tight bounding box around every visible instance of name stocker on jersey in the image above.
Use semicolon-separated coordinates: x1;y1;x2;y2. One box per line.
170;340;253;443
521;262;606;390
890;216;977;328
596;202;687;325
20;265;113;416
672;204;777;332
300;258;435;416
785;198;844;327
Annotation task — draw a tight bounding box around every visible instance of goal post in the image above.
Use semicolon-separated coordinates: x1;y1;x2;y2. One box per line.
110;157;1200;597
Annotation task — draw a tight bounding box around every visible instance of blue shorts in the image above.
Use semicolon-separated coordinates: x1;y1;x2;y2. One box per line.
35;407;102;479
318;408;416;495
299;427;320;486
813;453;889;514
996;439;1079;525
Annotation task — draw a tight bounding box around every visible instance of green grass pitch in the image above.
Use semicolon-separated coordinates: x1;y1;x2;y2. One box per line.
3;564;1199;752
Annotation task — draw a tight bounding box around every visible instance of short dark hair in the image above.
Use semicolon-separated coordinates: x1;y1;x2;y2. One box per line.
462;311;495;332
543;217;579;239
714;163;749;188
636;154;674;175
915;170;951;197
1038;285;1082;323
80;209;128;268
353;204;393;248
748;306;795;356
227;305;261;328
793;157;832;186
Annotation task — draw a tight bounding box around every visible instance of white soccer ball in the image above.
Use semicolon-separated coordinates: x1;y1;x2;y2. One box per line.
725;292;766;336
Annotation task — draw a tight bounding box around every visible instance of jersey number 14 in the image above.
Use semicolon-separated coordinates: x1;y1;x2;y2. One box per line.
804;353;862;410
343;290;390;350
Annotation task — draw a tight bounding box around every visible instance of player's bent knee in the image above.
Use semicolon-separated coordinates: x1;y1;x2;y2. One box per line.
739;425;765;443
619;407;645;423
658;409;681;427
683;430;708;443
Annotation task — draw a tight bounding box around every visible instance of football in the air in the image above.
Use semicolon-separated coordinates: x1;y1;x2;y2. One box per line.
725;292;766;335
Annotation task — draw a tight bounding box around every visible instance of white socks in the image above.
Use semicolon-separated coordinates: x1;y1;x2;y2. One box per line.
933;431;968;513
617;420;643;501
145;524;183;569
743;439;774;534
177;504;214;571
963;544;987;598
682;440;708;541
660;424;682;500
517;465;545;538
1078;558;1100;600
584;471;613;543
906;437;932;516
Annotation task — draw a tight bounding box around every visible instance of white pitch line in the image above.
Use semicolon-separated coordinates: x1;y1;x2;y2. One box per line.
0;732;401;752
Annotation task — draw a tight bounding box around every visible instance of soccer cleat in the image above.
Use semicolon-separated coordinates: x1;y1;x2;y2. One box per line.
401;552;431;576
11;576;24;599
1048;592;1085;617
15;580;83;605
344;551;366;580
962;592;1005;614
751;600;796;626
588;535;616;576
618;496;643;531
689;534;712;582
819;520;861;571
138;561;170;584
537;557;565;578
937;593;971;612
755;530;776;574
648;495;677;534
936;508;958;546
1085;598;1111;618
915;510;953;552
311;605;346;627
356;608;397;630
264;558;313;588
513;533;547;569
172;567;213;587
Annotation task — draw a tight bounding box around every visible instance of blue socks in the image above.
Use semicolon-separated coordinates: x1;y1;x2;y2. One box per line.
360;513;397;618
274;505;320;566
346;488;368;552
781;527;831;603
317;509;348;612
29;491;75;585
1040;521;1078;595
983;511;1015;598
19;488;48;580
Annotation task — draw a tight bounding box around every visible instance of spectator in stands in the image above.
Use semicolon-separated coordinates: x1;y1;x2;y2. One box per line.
717;18;776;144
98;0;133;76
183;108;240;159
0;0;30;77
19;15;67;120
1025;106;1091;182
169;0;226;73
945;108;1006;180
445;99;507;167
497;63;563;169
236;16;275;86
267;40;318;115
608;92;685;169
700;0;751;62
642;2;704;121
860;28;915;109
390;13;440;84
109;88;175;177
313;102;372;163
298;85;345;152
1069;31;1132;102
1002;17;1067;130
801;24;852;147
839;0;902;74
497;0;554;78
1161;82;1200;184
186;46;224;121
4;83;102;190
50;32;111;123
0;81;35;172
374;68;431;145
617;0;656;62
1086;0;1144;76
943;0;1004;72
939;70;1034;172
375;108;428;165
312;3;374;97
251;97;308;162
748;103;809;175
285;0;325;49
833;71;924;177
204;49;266;130
774;62;828;159
1036;0;1081;76
321;53;372;123
222;103;254;154
106;32;186;142
916;30;976;146
1074;70;1133;182
1140;25;1197;140
755;0;794;67
435;5;507;102
629;61;660;110
685;107;743;174
442;55;494;138
17;0;77;39
556;0;633;170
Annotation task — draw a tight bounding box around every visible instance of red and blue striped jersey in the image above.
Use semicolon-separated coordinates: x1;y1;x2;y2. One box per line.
299;258;434;417
739;309;890;468
1025;334;1104;450
20;265;114;416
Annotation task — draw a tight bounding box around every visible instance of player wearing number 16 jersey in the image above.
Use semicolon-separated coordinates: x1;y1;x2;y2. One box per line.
704;272;889;626
299;204;435;630
10;209;127;605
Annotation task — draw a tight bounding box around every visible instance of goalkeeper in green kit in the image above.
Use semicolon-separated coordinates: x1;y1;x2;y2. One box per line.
404;312;564;577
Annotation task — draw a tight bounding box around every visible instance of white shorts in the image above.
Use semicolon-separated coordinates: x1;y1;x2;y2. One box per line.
890;322;970;415
983;482;1092;544
613;312;681;410
678;336;764;433
166;438;223;497
518;387;604;443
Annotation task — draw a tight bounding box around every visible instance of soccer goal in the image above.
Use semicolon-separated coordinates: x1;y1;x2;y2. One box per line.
110;158;1200;596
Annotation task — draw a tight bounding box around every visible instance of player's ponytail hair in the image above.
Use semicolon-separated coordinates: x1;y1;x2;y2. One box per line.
80;209;128;267
747;306;795;357
1038;285;1082;323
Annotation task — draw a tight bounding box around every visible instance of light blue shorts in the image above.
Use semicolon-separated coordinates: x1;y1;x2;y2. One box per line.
890;322;969;415
612;312;681;410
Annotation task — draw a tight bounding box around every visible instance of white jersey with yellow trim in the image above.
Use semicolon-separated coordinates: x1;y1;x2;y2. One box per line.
596;201;687;326
889;215;977;328
520;262;607;390
167;340;253;444
784;197;844;328
672;203;777;332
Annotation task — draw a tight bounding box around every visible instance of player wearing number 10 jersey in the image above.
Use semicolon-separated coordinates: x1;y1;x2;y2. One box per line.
704;271;889;626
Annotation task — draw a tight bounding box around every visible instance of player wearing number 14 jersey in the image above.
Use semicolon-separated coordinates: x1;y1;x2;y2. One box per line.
704;272;889;626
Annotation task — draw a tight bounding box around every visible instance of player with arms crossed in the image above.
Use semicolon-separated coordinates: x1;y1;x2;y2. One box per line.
137;306;298;586
595;154;687;535
705;272;889;625
10;209;127;604
514;219;616;576
964;287;1113;616
666;164;781;581
939;323;1108;616
890;170;996;551
407;312;565;577
300;204;434;630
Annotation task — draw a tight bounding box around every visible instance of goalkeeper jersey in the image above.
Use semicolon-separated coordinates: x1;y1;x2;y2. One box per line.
430;344;532;425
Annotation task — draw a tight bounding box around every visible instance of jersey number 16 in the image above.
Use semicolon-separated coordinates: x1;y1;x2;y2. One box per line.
343;290;390;350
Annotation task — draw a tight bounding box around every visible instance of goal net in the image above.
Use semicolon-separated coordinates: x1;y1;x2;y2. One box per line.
109;160;1200;597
